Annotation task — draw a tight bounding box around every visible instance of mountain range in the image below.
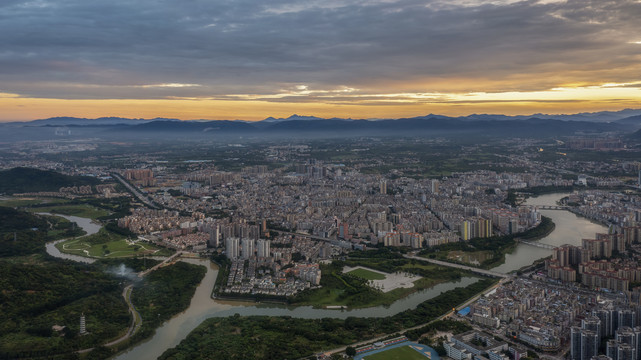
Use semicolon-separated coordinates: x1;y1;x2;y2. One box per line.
11;108;641;126
2;109;641;141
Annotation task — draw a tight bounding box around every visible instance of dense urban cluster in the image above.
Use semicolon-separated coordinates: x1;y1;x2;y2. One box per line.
127;166;557;250
109;164;564;297
2;135;641;360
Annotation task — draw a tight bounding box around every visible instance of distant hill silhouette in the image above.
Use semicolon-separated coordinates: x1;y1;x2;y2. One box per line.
2;108;640;141
118;116;627;138
630;128;641;139
616;115;641;127
0;167;101;194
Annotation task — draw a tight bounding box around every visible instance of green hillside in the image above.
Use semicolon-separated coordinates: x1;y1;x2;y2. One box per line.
0;207;84;257
0;167;101;194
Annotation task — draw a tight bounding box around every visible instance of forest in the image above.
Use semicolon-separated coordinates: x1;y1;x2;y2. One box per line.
0;207;85;257
130;261;207;342
0;167;101;194
0;206;200;359
0;260;130;358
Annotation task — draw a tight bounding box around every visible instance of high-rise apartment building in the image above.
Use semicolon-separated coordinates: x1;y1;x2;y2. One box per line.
257;239;270;258
241;238;255;259
225;237;239;259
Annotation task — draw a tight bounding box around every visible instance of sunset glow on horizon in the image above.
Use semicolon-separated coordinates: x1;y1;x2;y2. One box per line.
1;0;640;121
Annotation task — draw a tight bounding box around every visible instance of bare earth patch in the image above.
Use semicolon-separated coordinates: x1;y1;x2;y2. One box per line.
343;266;420;293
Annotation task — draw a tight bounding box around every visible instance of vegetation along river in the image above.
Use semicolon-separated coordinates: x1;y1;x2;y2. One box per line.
44;193;606;359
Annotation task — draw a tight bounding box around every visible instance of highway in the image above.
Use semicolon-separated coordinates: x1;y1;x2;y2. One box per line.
111;172;159;209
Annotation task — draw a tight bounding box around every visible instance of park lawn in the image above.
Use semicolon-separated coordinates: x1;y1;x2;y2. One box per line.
346;267;386;280
27;203;109;220
362;276;451;307
364;346;428;360
294;276;434;309
58;237;163;258
446;250;494;266
296;287;349;307
294;260;466;308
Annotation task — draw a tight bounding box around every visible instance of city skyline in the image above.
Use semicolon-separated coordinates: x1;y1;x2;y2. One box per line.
1;0;640;121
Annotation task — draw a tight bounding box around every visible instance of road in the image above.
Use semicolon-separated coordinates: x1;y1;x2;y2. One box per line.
404;254;509;278
315;277;501;358
269;229;335;244
315;309;455;358
77;284;142;354
138;251;182;277
111;172;159;209
105;285;142;346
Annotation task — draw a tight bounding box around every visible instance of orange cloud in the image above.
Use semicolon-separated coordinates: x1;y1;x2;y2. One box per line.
0;83;639;122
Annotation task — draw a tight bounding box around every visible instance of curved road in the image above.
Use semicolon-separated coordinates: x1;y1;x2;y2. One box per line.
42;212;144;352
77;285;142;354
105;285;142;346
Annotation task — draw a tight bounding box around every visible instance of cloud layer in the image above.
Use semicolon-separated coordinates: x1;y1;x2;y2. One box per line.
0;0;640;118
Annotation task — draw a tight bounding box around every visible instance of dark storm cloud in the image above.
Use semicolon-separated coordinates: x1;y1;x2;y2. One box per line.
1;0;640;99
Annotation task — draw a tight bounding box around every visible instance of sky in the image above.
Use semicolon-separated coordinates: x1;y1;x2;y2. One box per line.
0;0;640;121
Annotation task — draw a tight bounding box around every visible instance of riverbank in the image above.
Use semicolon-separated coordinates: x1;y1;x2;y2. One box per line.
92;192;610;359
212;258;468;310
38;213;207;360
566;207;612;228
157;278;497;360
488;192;608;274
210;249;470;310
419;215;556;270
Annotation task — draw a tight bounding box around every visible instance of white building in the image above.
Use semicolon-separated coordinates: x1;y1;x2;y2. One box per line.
225;237;239;259
241;238;255;259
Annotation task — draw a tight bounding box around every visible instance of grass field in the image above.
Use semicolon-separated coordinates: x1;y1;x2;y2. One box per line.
364;346;427;360
346;267;387;280
447;250;494;266
0;197;69;208
27;204;109;220
294;261;465;308
57;230;168;258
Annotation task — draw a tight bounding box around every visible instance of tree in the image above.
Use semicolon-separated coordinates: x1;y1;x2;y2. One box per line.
345;346;356;356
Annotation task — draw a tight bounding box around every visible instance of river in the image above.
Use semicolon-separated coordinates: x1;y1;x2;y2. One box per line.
113;261;479;360
43;213;102;264
43;193;606;359
490;193;607;273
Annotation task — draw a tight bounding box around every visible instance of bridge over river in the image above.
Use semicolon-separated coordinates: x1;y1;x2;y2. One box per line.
536;205;570;210
516;239;557;250
138;251;183;277
404;255;509;278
